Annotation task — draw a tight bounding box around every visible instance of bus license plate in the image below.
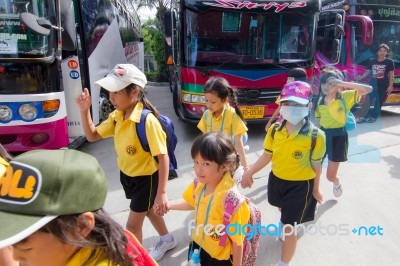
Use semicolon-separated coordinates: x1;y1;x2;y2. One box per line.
386;93;400;103
239;106;264;119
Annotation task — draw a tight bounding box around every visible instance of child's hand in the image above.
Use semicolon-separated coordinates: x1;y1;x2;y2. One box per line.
75;88;92;112
154;193;169;216
313;189;323;204
241;171;254;189
153;203;164;216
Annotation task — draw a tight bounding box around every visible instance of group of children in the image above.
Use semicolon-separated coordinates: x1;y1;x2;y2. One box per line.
0;59;375;265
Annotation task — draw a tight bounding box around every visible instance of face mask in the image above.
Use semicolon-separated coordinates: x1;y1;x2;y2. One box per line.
280;105;309;125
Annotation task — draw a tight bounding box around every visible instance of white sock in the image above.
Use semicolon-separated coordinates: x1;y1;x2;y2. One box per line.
160;233;173;242
277;259;290;266
334;183;341;188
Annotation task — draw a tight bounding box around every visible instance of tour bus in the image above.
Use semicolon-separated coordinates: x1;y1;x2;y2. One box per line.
164;0;324;122
0;0;144;152
320;0;400;104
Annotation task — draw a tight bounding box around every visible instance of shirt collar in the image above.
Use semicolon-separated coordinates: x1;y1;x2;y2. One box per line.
277;118;312;136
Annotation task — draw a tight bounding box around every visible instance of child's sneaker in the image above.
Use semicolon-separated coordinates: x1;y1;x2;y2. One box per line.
149;236;177;261
333;183;343;197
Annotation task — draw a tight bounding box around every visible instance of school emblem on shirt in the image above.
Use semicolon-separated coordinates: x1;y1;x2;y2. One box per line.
126;145;137;156
207;227;221;241
292;150;303;159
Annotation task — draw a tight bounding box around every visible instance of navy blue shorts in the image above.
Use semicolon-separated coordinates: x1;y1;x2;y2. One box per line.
321;127;348;162
268;171;317;225
120;171;158;212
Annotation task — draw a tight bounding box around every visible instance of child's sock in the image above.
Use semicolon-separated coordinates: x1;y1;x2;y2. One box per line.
277;259;290;266
160;233;173;242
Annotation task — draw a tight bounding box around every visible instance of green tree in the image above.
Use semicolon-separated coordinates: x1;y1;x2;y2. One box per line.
136;0;170;81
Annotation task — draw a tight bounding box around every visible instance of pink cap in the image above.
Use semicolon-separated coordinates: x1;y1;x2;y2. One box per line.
279;81;311;105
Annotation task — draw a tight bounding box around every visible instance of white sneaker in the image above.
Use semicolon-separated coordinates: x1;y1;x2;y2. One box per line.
149;236;177;261
333;183;343;197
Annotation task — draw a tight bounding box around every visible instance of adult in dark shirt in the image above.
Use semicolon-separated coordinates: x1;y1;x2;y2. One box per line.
356;43;394;123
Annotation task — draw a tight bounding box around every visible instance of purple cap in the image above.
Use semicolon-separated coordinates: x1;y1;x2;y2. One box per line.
279;81;311;105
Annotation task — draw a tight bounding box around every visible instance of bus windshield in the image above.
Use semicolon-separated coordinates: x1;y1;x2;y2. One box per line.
0;0;52;59
184;9;315;68
0;62;59;94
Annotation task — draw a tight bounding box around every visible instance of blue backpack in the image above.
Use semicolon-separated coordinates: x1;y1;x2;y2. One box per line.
136;109;178;172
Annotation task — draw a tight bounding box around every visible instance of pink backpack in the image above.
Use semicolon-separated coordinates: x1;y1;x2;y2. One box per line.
193;178;261;266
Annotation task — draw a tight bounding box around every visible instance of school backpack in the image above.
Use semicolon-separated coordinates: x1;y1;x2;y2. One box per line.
193;179;261;266
136;109;178;172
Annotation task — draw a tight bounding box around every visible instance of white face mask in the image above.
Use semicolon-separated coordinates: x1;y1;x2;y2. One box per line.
280;105;309;125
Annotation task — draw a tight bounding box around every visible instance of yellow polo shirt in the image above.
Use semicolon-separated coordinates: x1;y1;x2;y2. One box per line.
182;173;250;260
197;105;248;138
96;102;167;176
315;90;359;129
265;120;326;181
66;248;110;266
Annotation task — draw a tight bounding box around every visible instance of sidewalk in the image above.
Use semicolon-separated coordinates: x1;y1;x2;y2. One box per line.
106;125;400;266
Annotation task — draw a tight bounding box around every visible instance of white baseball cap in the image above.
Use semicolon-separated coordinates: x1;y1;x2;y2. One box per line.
95;64;147;92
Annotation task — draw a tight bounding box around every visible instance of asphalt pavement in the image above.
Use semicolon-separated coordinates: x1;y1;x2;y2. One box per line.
80;84;400;266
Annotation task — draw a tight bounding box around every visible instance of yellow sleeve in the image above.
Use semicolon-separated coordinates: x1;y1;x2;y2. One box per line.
311;129;326;162
182;181;196;208
342;90;358;110
231;114;248;137
263;126;274;154
197;111;208;133
95;111;117;138
146;114;167;156
226;202;250;246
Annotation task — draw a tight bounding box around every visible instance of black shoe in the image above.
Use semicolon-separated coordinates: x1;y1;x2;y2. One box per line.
168;169;178;180
366;117;376;123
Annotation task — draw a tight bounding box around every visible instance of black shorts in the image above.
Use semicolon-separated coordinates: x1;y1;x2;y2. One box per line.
268;171;317;225
120;171;158;212
321;127;348;162
188;241;232;266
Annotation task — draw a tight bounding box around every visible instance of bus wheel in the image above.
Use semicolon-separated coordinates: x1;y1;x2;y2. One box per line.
99;92;115;122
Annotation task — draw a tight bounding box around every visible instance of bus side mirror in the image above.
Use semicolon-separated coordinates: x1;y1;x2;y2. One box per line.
20;12;51;36
331;39;340;62
334;25;345;39
164;11;174;65
19;0;76;51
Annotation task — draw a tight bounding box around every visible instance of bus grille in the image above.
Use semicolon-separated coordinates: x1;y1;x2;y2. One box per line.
236;88;281;105
0;135;17;145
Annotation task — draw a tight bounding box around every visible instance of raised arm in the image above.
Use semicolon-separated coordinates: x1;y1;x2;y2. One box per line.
75;88;102;142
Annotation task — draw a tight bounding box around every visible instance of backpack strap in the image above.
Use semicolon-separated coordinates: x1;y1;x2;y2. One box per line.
310;126;318;161
136;109;152;152
219;186;245;247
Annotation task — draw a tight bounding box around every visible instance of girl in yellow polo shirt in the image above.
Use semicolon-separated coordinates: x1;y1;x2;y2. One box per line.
76;64;176;261
197;77;249;179
315;69;372;198
162;133;250;266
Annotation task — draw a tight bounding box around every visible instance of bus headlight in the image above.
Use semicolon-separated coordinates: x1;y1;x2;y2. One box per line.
19;104;38;121
191;95;206;103
0;105;13;122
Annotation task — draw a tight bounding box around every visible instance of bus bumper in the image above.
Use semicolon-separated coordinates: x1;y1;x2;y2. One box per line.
0;118;69;152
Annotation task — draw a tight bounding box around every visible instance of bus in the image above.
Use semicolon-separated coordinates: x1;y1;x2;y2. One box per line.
0;0;144;152
164;0;324;123
320;0;400;104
